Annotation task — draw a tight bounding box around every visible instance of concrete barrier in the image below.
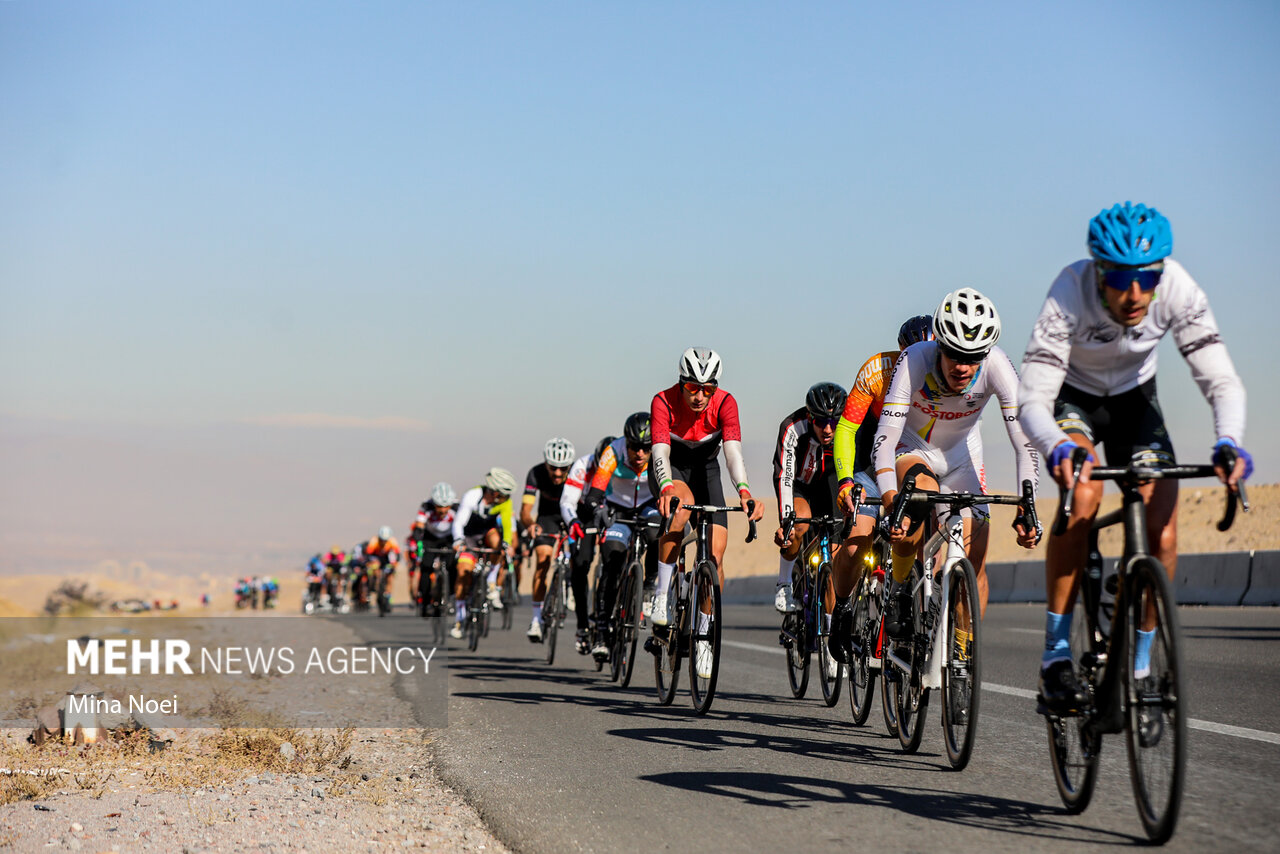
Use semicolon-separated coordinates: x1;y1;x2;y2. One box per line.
985;562;1015;604
1242;550;1280;606
1009;559;1046;603
1171;551;1250;606
723;574;777;605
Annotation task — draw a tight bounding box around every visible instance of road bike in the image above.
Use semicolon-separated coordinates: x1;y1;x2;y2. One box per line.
883;475;1037;769
463;548;501;652
500;556;521;630
839;485;889;727
1042;447;1246;843
541;533;572;665
778;511;846;707
647;500;757;715
418;547;453;647
590;509;659;687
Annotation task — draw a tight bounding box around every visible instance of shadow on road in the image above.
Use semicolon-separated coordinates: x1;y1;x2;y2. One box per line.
637;771;1139;845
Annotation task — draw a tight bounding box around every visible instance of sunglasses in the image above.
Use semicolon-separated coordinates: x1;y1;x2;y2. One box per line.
682;382;718;396
809;416;839;430
938;344;984;366
547;465;568;474
626;441;651;453
1097;262;1163;293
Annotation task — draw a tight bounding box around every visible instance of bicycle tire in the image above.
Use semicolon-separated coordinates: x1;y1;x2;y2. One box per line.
1124;556;1186;844
848;576;876;726
544;566;562;665
896;565;929;752
613;561;642;687
941;558;981;770
653;574;681;705
816;562;843;708
500;576;514;630
688;560;722;716
467;603;480;653
784;570;810;698
1047;594;1102;812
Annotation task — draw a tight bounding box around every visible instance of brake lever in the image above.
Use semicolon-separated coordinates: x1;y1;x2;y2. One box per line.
888;475;916;533
1217;447;1240;532
1052;447;1088;537
746;500;758;544
1019;479;1041;543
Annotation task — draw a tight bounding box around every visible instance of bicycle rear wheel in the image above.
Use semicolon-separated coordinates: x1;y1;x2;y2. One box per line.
1124;556;1186;844
847;576;876;726
544;567;562;665
941;559;981;770
500;569;514;630
896;570;929;752
688;561;721;715
784;571;810;698
467;598;481;653
613;561;642;687
653;573;682;705
1047;596;1101;812
816;563;843;708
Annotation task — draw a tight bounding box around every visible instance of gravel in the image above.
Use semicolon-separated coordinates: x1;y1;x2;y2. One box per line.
0;729;509;853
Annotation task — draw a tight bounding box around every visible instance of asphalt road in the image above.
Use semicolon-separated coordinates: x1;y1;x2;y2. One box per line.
371;601;1280;853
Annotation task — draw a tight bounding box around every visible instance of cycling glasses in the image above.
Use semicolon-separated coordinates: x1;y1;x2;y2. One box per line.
938;343;986;366
547;465;569;474
626;441;651;453
808;415;839;430
682;382;718;396
1097;261;1164;293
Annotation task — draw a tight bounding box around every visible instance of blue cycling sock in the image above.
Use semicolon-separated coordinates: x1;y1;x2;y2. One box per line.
1134;628;1155;677
1042;610;1073;667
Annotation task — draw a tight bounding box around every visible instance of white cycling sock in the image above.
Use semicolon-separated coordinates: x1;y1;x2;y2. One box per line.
697;611;711;633
657;561;675;595
532;602;543;624
778;555;796;587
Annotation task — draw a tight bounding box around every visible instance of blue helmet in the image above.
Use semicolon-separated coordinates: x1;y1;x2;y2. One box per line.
1087;202;1172;265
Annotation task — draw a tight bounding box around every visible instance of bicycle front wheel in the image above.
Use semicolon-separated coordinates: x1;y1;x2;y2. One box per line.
847;577;876;726
1124;556;1186;844
688;561;722;716
784;572;810;698
896;569;929;752
941;559;981;770
816;563;843;708
1046;594;1101;812
613;561;642;687
653;573;682;705
544;567;562;665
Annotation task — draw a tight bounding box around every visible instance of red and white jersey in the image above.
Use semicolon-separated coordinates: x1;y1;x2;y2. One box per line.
415;506;456;540
650;383;751;494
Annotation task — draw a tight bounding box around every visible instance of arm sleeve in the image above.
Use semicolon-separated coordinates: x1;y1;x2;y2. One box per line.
1168;271;1247;445
451;493;473;541
992;349;1040;495
497;501;515;544
650;393;674;492
774;419;800;522
560;459;587;526
1017;270;1080;456
585;445;618;504
720;394;750;493
873;350;914;495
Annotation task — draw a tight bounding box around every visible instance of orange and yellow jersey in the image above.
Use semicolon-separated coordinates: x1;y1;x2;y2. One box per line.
834;350;898;483
365;536;401;564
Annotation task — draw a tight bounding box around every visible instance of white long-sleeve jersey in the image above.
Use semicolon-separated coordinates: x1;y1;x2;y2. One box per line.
873;342;1039;497
1018;258;1246;456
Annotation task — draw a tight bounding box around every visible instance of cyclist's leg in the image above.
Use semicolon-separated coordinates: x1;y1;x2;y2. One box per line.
890;453;938;582
570;536;595;631
943;440;992;617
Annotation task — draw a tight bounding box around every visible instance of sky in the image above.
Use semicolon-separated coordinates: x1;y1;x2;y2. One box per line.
2;1;1278;575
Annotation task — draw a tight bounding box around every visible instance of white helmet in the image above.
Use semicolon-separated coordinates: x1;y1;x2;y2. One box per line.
678;347;722;384
932;288;1001;360
429;482;456;507
543;437;575;468
483;467;517;496
378;525;393;540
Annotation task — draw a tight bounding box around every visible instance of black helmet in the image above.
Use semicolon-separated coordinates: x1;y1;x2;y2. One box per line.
593;435;617;461
898;314;934;349
804;382;847;420
623;412;652;447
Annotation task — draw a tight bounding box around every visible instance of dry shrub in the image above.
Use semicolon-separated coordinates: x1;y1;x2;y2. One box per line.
43;580;108;616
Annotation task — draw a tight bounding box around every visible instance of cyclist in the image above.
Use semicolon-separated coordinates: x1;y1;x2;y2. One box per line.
523;438;577;642
772;382;847;614
411;482;458;614
450;468;518;639
581;412;659;660
875;289;1041;642
1018;201;1250;710
365;526;402;608
322;544;346;608
827;315;933;659
560;434;617;653
651;347;765;680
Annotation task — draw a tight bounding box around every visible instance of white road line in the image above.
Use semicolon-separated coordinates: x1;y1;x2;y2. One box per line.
724;639;1280;745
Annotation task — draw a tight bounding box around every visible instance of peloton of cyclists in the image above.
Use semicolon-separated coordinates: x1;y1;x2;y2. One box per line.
523;438;577;642
1018;201;1251;710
